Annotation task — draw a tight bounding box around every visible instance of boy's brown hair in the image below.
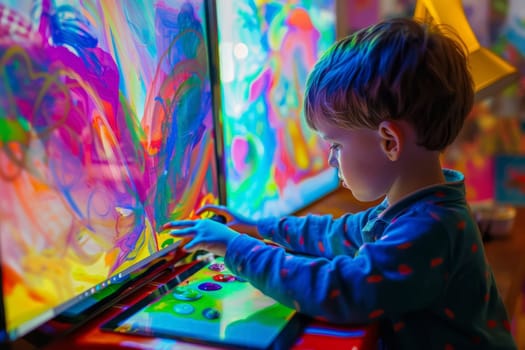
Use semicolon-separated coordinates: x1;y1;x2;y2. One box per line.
304;17;474;151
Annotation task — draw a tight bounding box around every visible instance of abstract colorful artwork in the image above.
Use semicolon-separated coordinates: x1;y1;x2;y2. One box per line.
214;0;339;218
345;0;380;32
495;155;525;204
0;0;218;340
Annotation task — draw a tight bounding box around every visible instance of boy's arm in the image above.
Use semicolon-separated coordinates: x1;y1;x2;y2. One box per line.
257;209;373;257
225;208;456;324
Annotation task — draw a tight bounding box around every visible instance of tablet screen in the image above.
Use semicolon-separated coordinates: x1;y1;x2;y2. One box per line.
101;257;306;349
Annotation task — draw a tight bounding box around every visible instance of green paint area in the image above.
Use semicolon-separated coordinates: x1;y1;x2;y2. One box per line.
0;117;31;143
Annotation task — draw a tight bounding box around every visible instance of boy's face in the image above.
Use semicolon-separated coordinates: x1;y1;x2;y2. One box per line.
315;118;395;202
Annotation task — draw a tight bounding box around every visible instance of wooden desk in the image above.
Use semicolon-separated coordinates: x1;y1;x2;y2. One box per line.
483;208;525;319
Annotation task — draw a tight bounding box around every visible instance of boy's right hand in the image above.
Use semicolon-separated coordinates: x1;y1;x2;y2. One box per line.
196;204;263;240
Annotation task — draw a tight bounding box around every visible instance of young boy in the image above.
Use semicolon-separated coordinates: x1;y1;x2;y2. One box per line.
163;18;517;349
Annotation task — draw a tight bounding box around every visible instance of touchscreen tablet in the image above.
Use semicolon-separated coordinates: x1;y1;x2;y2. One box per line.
101;257;306;349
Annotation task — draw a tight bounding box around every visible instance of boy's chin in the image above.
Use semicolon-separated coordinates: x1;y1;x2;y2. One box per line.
345;186;368;202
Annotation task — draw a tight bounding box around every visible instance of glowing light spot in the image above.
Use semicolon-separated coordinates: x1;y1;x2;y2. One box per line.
233;42;248;59
232;102;243;117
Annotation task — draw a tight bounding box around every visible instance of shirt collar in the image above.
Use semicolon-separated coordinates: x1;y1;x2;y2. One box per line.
377;168;466;222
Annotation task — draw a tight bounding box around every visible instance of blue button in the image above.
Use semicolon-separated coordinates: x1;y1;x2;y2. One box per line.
202;307;220;319
198;282;222;291
174;303;195;315
172;287;202;301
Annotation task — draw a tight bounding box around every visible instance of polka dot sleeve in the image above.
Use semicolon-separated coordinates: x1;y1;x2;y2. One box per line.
255;210;373;258
226;208;451;324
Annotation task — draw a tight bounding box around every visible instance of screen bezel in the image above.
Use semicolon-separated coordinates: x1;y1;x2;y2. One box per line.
205;0;228;207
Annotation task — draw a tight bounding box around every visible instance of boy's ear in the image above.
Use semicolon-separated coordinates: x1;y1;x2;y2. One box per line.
378;121;402;161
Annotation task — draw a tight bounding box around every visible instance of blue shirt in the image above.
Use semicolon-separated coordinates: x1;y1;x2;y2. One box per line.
224;169;516;349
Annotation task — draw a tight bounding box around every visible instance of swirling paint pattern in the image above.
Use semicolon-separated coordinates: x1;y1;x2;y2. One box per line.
216;0;339;218
0;0;218;337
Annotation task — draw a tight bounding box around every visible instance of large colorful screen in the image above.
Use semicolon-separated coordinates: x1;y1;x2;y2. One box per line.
212;0;339;218
102;257;304;349
0;0;219;341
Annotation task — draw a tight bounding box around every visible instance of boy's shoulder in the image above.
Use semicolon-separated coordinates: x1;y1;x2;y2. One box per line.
381;169;468;221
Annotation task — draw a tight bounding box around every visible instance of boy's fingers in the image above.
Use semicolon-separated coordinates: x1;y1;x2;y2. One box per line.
196;205;220;215
161;220;196;229
168;228;195;237
183;239;200;251
196;205;231;218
